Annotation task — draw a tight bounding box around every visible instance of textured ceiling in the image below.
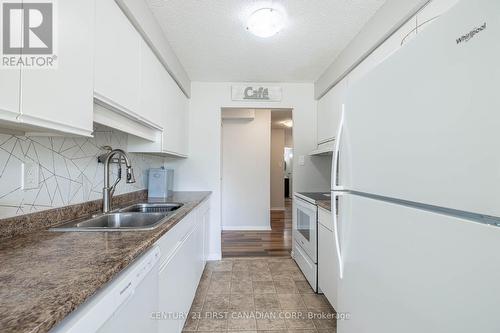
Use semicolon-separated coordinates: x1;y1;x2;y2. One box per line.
147;0;386;82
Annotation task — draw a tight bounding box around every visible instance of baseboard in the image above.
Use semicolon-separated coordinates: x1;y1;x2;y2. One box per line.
206;252;222;261
270;207;285;211
222;226;272;231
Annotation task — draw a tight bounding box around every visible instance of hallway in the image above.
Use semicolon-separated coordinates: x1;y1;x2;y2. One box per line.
222;199;292;257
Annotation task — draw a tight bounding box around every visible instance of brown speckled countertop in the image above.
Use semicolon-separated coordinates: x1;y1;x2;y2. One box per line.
0;191;211;333
318;200;331;212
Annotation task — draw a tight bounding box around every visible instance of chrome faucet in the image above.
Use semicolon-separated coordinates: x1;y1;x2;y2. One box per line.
99;149;136;213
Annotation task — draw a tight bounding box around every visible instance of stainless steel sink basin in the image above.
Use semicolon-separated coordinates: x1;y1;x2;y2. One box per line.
51;212;168;231
119;203;183;213
50;203;183;232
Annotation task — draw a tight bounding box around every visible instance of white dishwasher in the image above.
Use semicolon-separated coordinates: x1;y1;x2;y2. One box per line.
51;246;161;333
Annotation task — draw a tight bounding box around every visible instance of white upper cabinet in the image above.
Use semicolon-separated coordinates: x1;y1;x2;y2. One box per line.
140;40;164;126
416;0;460;33
162;66;188;156
94;0;141;116
128;41;188;157
317;78;347;145
0;46;20;124
20;0;95;136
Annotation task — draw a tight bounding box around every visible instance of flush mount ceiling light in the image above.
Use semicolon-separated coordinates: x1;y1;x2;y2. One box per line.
246;8;285;38
280;119;293;128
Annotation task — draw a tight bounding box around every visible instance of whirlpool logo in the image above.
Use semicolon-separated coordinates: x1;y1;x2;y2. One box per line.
456;22;486;44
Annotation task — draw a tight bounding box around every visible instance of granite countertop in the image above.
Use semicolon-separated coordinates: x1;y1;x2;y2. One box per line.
0;191;211;333
317;200;332;212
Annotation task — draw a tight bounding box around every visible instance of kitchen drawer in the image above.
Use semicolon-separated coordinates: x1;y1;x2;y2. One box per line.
293;241;317;291
318;206;333;231
156;211;196;265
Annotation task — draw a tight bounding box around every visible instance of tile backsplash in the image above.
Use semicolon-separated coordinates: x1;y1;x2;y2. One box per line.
0;125;165;219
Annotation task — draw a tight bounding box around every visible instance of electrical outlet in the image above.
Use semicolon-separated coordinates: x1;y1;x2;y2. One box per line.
299;155;305;166
22;162;39;190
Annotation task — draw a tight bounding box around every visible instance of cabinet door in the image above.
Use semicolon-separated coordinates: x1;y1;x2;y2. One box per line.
161;69;188;155
94;0;141;114
197;200;210;264
20;0;94;136
416;0;459;34
140;40;164;125
0;5;22;123
317;78;347;144
318;223;339;310
158;216;203;333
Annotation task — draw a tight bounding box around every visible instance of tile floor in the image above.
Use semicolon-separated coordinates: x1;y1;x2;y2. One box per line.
183;257;337;332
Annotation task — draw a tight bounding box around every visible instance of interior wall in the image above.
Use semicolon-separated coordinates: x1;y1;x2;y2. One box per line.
0;125;165;219
270;128;285;211
285;128;293;147
221;111;271;230
170;82;331;260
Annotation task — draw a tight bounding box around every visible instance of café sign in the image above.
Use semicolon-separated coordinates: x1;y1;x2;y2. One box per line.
231;85;282;102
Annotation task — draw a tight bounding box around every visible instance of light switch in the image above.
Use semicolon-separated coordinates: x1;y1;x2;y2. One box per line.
299;155;305;166
22;162;39;190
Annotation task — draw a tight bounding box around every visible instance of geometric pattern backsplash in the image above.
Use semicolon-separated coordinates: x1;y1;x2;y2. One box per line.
0;124;165;219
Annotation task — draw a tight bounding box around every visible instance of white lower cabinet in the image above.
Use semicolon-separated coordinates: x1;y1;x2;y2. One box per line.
157;200;208;333
318;207;339;310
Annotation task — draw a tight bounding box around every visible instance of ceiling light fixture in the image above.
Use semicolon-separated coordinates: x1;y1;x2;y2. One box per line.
246;8;285;38
280;120;293;128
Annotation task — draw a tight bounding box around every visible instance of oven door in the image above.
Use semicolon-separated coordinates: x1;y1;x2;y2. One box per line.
293;196;317;262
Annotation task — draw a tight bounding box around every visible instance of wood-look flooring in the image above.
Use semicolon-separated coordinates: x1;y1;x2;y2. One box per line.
222;199;292;258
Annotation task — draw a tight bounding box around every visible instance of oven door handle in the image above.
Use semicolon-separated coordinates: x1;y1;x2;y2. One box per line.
333;192;345;279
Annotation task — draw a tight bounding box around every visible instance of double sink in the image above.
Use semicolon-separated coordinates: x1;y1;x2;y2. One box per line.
51;203;183;232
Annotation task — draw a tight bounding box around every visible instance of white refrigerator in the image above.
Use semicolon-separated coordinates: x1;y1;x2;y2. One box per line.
331;0;500;332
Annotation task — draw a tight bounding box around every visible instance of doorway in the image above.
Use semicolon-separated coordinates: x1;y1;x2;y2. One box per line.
221;108;293;257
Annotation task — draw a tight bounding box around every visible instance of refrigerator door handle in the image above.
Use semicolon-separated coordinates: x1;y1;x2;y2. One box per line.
333;192;345;279
332;104;345;191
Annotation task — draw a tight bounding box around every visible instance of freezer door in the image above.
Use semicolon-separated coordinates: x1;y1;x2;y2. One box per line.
337;194;500;333
344;0;500;217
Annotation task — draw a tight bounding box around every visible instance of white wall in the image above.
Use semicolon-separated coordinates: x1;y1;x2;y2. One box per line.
271;128;285;211
315;0;429;98
222;111;271;230
171;82;331;260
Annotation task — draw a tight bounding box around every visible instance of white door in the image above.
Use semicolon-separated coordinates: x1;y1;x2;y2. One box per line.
221;110;271;230
20;0;94;136
337;193;500;333
343;0;500;216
